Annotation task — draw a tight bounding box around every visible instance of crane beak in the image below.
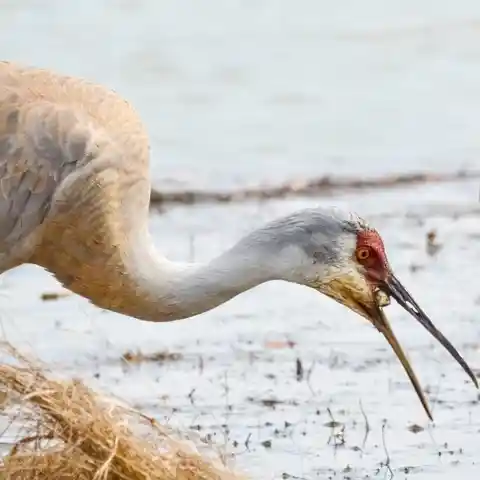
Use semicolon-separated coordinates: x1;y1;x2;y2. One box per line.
369;273;478;420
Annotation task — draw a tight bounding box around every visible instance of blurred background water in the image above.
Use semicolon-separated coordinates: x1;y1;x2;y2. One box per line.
1;1;480;479
2;0;480;188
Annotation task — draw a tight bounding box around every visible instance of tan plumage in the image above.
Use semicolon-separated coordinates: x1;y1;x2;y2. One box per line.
0;61;152;312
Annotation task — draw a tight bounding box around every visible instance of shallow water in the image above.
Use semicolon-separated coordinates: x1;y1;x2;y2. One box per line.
1;1;480;478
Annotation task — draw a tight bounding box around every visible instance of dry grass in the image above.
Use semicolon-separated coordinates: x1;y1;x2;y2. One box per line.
0;342;247;480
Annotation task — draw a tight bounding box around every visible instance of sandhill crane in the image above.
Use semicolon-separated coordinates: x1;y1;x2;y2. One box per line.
0;61;476;419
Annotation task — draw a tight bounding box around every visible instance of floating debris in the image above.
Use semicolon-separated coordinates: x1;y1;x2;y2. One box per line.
407;424;425;434
40;291;71;301
260;440;272;449
426;229;442;257
150;170;480;208
121;350;183;364
246;397;295;408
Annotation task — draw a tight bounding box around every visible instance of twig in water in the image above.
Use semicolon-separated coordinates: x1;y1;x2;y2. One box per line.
305;360;317;396
198;355;204;375
221;371;232;441
359;399;370;450
381;419;394;479
187;388;196;406
244;433;252;451
230;432;253;458
295;358;304;382
326;408;345;449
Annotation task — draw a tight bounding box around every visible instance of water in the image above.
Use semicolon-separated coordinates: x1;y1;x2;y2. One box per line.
0;1;480;478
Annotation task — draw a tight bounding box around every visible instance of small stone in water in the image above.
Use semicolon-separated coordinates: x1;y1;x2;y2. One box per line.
407;423;424;434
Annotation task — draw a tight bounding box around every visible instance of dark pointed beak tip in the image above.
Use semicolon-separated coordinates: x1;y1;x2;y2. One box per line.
381;273;479;391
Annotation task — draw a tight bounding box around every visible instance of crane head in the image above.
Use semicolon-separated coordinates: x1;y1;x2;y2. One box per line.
261;208;477;420
317;224;478;420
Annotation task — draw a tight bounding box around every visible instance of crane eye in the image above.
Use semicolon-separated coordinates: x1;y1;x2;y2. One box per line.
356;247;371;262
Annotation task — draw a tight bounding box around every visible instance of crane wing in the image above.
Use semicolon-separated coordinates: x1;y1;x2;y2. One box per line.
0;96;92;251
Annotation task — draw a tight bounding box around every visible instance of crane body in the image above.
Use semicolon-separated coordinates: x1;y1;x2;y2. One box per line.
0;61;153;317
0;61;476;420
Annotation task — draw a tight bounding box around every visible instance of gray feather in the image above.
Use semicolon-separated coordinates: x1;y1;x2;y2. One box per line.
237;207;367;265
0;99;93;250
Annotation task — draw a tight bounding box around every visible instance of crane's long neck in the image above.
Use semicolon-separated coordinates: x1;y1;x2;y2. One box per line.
115;228;276;322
